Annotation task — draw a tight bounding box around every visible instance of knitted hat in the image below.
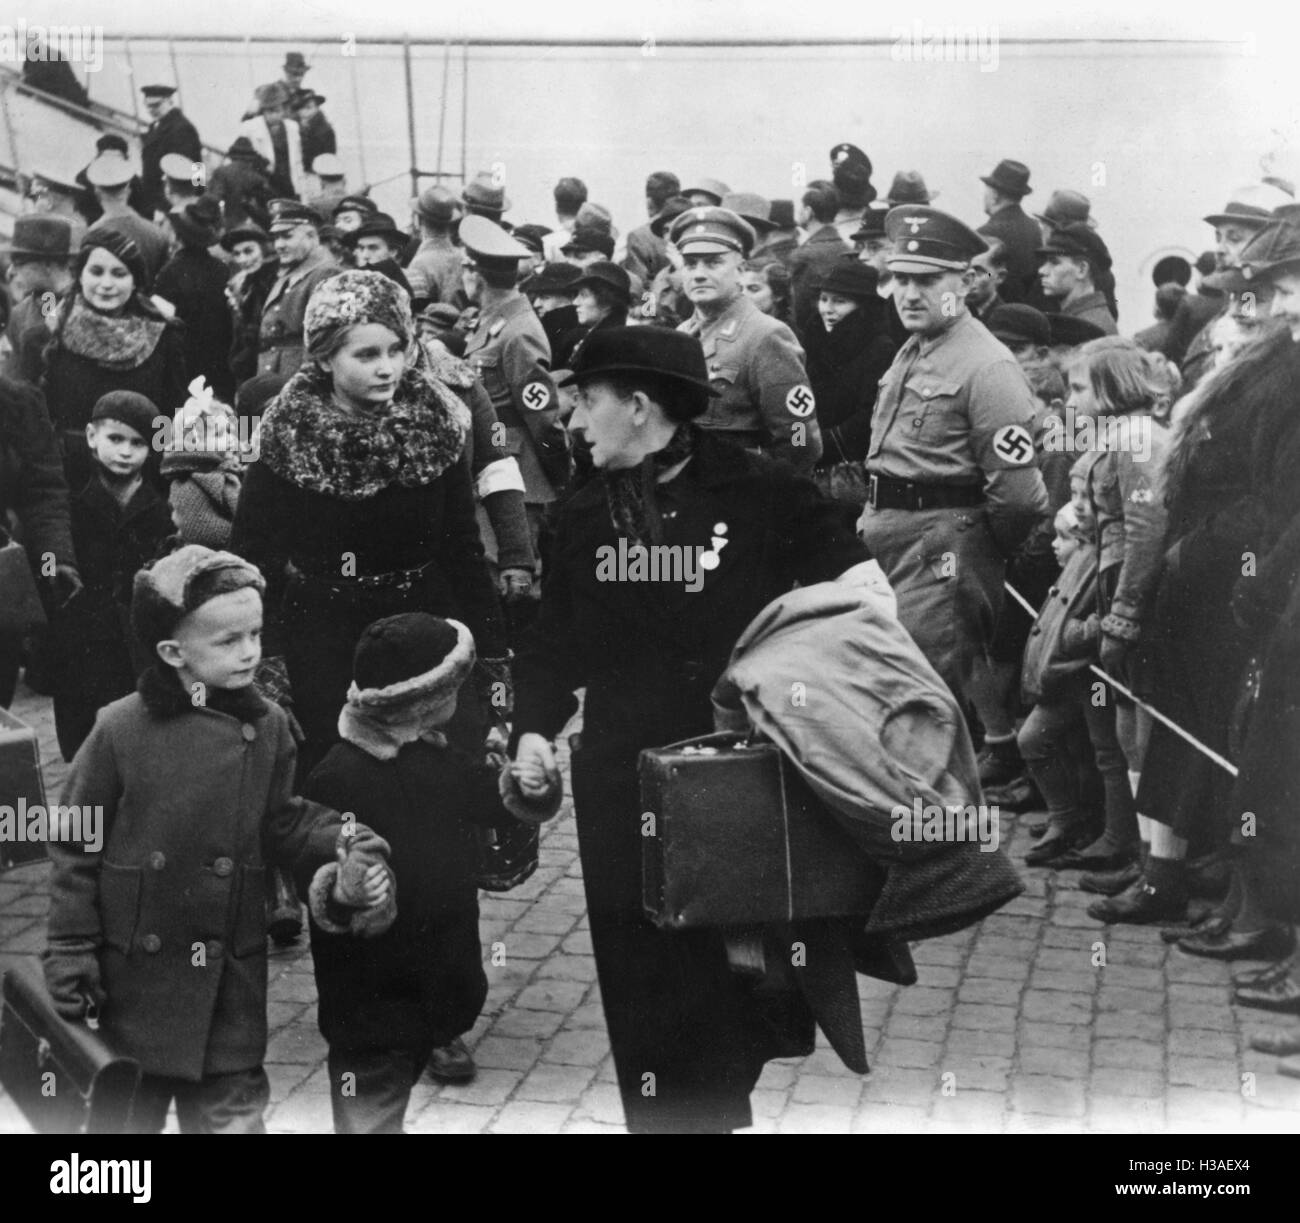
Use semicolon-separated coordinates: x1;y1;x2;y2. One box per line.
304;269;412;355
132;545;265;651
90;390;161;440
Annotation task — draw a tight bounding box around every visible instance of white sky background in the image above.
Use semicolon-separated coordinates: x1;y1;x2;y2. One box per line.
9;0;1295;44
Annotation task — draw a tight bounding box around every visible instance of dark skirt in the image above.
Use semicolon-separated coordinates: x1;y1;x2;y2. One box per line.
571;742;815;1134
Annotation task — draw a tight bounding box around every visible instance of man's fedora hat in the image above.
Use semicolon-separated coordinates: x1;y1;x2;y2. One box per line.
0;214;73;260
980;159;1032;198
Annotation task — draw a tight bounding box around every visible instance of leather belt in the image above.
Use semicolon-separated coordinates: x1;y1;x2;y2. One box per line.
289;558;435;592
866;472;984;511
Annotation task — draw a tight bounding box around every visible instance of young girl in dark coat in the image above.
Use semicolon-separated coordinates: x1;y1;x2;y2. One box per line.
302;612;516;1133
803;254;897;494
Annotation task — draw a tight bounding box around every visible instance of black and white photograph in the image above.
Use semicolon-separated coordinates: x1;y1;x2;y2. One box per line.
0;0;1298;1163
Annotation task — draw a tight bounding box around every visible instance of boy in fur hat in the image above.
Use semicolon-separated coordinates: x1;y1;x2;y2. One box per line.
44;544;393;1134
301;612;551;1133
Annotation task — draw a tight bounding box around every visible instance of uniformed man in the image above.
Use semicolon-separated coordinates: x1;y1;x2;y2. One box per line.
84;155;171;282
139;84;202;218
671;206;821;472
160;152;204;212
858;205;1049;705
257;199;338;377
461;214;569;574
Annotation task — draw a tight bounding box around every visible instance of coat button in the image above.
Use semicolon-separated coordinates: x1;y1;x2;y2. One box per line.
141;934;162;953
148;851;166;871
206;940;224;960
241;724;257;742
213;857;234;877
912;419;922;428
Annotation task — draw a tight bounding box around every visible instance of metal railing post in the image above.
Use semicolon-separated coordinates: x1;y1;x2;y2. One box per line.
403;37;418;201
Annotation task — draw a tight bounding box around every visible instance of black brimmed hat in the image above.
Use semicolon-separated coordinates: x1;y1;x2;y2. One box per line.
1048;313;1107;347
850;203;891;242
987;303;1051;348
220;222;272;252
561;225;615;259
522;262;583;296
559;326;720;399
981;159;1032;198
168;194;223;248
571;260;633;304
341;212;409;250
811;254;879;299
1203;184;1292;229
333;194;377;220
650;195;693;239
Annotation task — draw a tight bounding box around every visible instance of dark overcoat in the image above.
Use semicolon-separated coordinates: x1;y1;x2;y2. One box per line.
511;429;868;1132
47;670;343;1081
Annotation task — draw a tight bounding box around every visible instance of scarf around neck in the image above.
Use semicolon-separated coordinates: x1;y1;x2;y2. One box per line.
256;361;471;500
601;423;697;546
62;295;167;370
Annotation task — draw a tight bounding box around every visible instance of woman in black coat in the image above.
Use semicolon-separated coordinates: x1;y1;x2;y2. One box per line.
556;260;630;369
231;270;507;774
34;229;187;493
803;255;897;480
508;327;867;1133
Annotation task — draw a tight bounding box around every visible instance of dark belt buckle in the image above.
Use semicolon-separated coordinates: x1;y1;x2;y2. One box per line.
867;473;879;509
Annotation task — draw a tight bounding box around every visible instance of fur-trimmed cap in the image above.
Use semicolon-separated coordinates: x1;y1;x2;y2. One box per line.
349;613;475;705
132;545;265;650
304;269;413;354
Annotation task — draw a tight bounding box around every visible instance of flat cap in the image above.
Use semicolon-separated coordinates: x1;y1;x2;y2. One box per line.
1036;222;1113;272
986;303;1051;348
668;206;756;257
85;154;135;188
559;326;719;398
90;390;161;438
459;213;529;261
141;83;177;98
1238;221;1300;280
418;302;463;329
268;198;323;232
160;152;199;183
885;205;987;273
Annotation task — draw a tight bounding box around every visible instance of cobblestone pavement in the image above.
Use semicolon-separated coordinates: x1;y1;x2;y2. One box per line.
3;682;1299;1134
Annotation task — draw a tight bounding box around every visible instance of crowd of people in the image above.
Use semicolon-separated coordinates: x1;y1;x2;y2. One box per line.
2;49;1300;1134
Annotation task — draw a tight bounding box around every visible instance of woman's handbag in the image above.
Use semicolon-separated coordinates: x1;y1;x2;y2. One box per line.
0;537;46;636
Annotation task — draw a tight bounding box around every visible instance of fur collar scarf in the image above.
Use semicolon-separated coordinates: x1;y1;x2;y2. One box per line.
257;360;471;500
62;295;167;370
138;662;270;722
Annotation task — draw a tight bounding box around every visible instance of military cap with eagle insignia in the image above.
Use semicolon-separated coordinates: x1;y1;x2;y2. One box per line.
667;206;756;257
884;205;988;274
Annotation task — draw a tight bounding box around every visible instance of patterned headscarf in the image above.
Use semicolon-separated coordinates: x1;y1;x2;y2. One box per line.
304;269;413;363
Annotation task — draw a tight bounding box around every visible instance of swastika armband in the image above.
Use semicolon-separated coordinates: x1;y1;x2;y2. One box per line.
521;381;551;411
785;385;816;417
991;424;1034;465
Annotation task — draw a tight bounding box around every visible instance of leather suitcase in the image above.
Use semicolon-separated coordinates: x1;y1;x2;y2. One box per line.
0;707;48;870
0;960;140;1134
640;733;882;930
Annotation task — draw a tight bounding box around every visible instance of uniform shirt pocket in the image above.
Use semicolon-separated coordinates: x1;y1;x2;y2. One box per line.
904;378;964;445
98;862;142;955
